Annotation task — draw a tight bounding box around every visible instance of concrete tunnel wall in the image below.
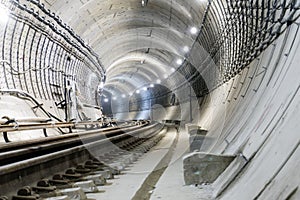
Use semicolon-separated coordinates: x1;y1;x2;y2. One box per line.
0;0;299;199
200;18;300;199
112;13;300;200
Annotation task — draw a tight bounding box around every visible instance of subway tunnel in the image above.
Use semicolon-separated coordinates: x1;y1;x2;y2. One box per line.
0;0;300;199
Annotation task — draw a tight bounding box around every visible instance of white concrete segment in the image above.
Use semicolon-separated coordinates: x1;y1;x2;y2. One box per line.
0;0;299;199
151;128;213;200
86;128;177;200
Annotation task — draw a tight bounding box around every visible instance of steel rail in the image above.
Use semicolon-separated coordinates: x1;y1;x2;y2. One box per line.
0;122;152;167
0;122;148;152
0;122;163;196
0;121;109;133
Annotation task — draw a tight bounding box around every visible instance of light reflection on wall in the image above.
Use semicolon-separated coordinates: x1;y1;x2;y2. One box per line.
0;3;9;25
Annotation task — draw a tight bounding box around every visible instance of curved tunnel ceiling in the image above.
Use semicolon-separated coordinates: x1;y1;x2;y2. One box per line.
39;0;300;108
40;0;207;96
0;1;300;198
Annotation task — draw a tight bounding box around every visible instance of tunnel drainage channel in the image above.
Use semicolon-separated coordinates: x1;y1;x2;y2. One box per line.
132;128;179;200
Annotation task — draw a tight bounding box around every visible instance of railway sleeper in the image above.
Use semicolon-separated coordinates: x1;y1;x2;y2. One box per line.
8;127;165;200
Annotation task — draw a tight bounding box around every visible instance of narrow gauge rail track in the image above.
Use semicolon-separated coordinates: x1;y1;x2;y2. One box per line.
0;121;165;199
0;122;147;165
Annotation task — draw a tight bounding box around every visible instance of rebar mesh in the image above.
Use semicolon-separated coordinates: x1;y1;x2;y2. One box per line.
0;0;105;104
147;0;300;107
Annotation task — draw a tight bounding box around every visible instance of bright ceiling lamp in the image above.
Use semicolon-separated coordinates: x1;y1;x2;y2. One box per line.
99;82;104;89
183;46;190;53
141;0;148;7
171;68;176;72
104;98;109;103
136;90;140;94
0;3;9;25
156;79;161;84
176;58;183;65
143;87;147;91
190;26;198;35
122;94;126;98
150;84;154;88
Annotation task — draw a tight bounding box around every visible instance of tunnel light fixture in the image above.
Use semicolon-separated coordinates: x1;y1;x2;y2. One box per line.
104;98;109;103
156;79;161;84
122;94;126;98
143;87;147;91
171;67;176;72
150;84;154;88
99;82;104;89
0;3;9;25
183;46;190;53
141;0;148;7
176;58;183;65
112;97;117;101
129;92;133;96
136;90;140;94
190;26;198;35
164;74;168;79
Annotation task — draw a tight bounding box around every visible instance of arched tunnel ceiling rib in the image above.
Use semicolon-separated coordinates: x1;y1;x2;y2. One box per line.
1;1;300;198
40;0;207;93
40;0;300;102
